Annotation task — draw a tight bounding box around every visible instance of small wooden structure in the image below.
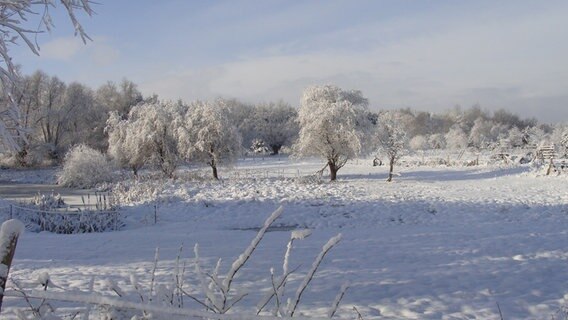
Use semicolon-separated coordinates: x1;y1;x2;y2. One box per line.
536;144;556;162
536;143;558;175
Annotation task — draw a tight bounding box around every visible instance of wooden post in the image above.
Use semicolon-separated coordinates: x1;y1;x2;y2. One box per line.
154;203;157;225
0;219;24;313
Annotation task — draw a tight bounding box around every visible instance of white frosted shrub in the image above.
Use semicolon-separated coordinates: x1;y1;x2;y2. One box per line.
58;144;114;188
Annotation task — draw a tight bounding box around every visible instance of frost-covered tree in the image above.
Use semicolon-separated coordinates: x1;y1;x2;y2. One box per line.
105;112;146;176
409;135;429;151
3;70;141;165
91;79;143;151
428;133;446;150
176;99;242;179
507;126;525;148
445;125;468;150
1;68;37;165
294;85;370;181
96;79;143;118
376;111;407;182
560;129;568;158
225;99;257;150
108;101;180;177
492;108;536;130
548;124;568;157
254;101;298;155
61;82;97;149
32;74;68;157
0;0;93;152
522;126;547;148
469;117;494;150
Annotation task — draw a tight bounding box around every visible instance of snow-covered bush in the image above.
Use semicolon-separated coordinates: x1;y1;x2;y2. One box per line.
8;191;122;234
31;192;65;210
445;125;469;150
12;206;122;234
249;138;270;154
57;144;113;188
409;135;429;151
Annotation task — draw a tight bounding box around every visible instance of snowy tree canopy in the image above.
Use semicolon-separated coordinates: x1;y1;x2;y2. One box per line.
0;0;93;152
106;100;180;177
253;101;298;155
409;135;429;151
106;111;145;175
175;99;242;179
376;111;407;182
445;125;469;150
468;117;494;150
522;126;547;148
294;85;370;181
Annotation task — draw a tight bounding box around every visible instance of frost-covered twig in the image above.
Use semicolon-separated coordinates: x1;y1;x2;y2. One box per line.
314;163;328;178
194;243;222;312
6;207;351;319
497;302;504;320
288;233;342;316
353;306;365;320
103;278;124;297
10;277;57;318
256;265;299;315
10;279;39;317
257;229;311;316
270;269;281;315
149;247;159;302
179;287;218;313
221;206;284;311
82;276;95;320
130;274;145;303
327;283;349;318
5;289;333;320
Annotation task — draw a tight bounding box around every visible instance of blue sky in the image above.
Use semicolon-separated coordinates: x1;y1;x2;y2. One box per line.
15;0;568;122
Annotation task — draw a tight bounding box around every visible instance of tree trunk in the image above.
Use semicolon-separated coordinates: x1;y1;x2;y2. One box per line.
270;145;281;155
328;161;338;181
132;165;138;177
387;156;395;182
212;164;218;180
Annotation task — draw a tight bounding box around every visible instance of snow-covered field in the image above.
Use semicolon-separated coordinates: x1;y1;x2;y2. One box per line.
2;157;568;319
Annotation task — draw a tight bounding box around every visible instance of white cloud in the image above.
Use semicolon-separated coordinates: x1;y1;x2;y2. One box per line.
37;36;120;67
39;37;84;60
144;2;568;121
90;43;120;66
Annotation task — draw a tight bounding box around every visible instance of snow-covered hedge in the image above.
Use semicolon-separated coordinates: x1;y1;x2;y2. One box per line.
10;206;122;234
57;144;114;188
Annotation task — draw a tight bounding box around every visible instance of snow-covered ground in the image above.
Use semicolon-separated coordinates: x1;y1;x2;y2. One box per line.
2;157;568;319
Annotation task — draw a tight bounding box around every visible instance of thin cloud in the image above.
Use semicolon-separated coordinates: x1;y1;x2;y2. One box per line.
39;37;84;60
91;43;120;66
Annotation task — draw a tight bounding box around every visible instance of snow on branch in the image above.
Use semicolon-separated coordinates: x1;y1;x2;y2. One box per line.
0;0;93;152
223;206;284;295
0;219;24;309
4;289;332;320
288;233;342;316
